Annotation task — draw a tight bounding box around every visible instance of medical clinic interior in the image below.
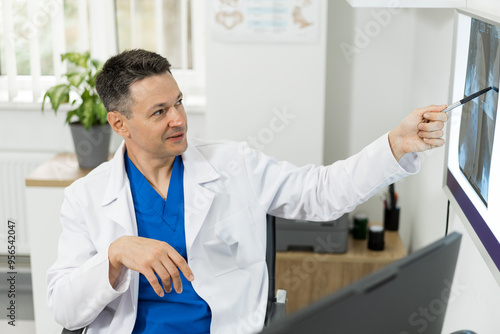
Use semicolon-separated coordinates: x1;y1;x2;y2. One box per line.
1;0;500;333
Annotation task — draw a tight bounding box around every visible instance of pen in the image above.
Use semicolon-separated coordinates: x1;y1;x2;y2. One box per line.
443;86;493;113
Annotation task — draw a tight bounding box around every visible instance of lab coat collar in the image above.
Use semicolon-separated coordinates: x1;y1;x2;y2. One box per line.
101;139;222;205
99;141;137;236
181;138;221;185
101;141;129;207
180;139;220;249
100;139;221;243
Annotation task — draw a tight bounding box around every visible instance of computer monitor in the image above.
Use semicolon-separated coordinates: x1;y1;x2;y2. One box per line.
260;232;462;334
443;8;500;285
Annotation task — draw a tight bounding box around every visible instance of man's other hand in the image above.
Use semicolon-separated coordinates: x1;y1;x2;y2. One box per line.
108;236;194;296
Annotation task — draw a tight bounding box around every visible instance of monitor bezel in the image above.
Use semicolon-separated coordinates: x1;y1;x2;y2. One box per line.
442;8;500;286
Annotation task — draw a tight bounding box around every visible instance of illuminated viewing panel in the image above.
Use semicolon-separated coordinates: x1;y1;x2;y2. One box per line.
444;9;500;284
458;17;500;206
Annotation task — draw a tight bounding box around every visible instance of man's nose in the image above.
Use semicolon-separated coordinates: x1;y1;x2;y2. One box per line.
167;107;185;127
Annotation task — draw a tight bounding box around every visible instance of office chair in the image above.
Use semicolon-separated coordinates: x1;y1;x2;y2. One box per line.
62;327;84;334
62;215;287;333
264;214;288;326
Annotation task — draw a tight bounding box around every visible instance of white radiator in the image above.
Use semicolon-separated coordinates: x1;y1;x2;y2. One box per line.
0;152;52;255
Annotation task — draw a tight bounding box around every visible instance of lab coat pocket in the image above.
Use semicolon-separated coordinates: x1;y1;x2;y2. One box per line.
203;209;265;277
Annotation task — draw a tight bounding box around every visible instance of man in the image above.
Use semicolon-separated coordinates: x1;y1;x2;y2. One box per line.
47;49;447;333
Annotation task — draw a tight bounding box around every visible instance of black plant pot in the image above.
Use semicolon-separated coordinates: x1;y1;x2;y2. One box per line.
69;122;111;169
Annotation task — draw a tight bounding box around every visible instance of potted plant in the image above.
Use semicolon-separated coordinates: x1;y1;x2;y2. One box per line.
42;51;111;169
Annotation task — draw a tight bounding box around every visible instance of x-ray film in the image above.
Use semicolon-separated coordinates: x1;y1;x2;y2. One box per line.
458;18;500;206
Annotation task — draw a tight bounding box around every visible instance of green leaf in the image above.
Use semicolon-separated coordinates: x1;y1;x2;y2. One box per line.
65;109;76;123
76;89;96;130
61;51;90;69
42;51;106;127
65;72;87;88
88;73;97;89
91;59;103;72
42;84;70;113
95;101;108;124
81;100;95;130
80;88;92;101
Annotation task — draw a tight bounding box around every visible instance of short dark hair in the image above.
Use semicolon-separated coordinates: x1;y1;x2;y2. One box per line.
96;49;172;118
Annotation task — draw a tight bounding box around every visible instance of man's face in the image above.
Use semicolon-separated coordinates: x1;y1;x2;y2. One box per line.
123;72;188;159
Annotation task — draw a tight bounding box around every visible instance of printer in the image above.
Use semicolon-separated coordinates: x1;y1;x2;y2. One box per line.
275;214;349;254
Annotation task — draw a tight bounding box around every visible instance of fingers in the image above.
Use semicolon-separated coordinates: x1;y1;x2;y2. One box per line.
418;110;446;147
113;237;194;297
154;244;193;295
419;129;444;140
418;105;448;138
143;269;167;297
161;257;182;294
422;137;445;149
419;104;447;114
145;256;184;296
423;110;448;122
153;262;174;294
418;120;444;141
168;250;195;283
418;120;445;132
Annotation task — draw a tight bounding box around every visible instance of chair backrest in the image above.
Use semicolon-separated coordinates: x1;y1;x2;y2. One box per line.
264;214;287;327
265;215;277;318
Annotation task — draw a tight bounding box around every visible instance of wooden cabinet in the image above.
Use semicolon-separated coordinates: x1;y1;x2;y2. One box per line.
276;229;406;314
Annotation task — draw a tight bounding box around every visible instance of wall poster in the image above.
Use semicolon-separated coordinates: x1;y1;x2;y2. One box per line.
210;0;321;43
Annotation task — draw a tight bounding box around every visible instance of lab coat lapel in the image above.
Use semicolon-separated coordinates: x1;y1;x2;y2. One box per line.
182;141;220;252
99;139;221;246
101;141;138;236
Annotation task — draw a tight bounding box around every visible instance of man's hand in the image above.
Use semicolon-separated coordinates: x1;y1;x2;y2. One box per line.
108;236;194;297
388;105;448;161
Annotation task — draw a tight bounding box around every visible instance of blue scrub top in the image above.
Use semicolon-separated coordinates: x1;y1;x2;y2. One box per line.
125;152;212;333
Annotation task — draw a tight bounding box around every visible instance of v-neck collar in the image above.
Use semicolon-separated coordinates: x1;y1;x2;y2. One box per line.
125;152;184;231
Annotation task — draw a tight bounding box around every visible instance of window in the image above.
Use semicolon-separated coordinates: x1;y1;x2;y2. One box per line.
114;0;206;98
116;0;192;70
0;0;205;104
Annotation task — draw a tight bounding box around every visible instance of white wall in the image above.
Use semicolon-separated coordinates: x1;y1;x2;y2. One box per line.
204;1;328;167
325;1;453;248
468;0;500;13
402;7;456;251
325;1;500;333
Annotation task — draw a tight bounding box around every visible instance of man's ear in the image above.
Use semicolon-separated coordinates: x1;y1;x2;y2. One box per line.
108;111;130;138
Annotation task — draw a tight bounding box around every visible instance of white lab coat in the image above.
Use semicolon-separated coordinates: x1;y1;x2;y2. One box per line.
47;134;419;334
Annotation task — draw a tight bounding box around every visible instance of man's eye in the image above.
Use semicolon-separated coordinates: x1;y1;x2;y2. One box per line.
153;109;163;116
175;99;183;106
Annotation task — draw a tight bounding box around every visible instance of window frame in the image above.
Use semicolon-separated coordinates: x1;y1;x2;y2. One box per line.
0;0;206;111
